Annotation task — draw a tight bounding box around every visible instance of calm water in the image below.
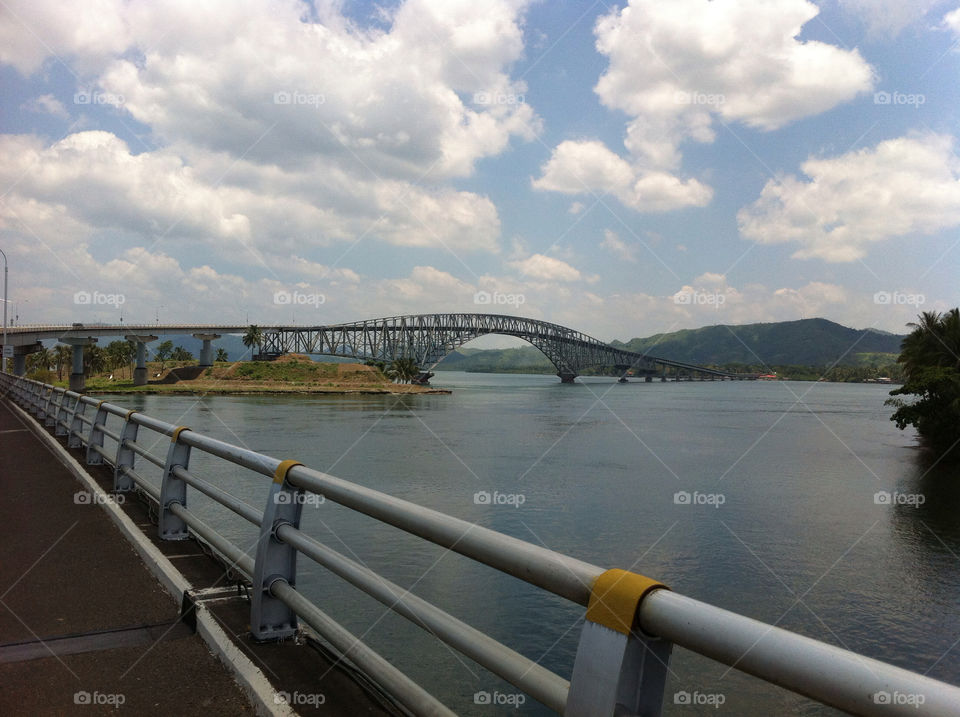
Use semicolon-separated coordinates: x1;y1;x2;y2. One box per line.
107;373;960;715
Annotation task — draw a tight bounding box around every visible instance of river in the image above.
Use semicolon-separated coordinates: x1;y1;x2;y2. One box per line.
109;372;960;715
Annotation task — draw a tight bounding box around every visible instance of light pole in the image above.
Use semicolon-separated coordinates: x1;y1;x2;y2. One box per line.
0;247;7;373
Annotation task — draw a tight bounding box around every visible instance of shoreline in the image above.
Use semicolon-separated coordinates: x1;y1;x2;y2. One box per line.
84;386;451;395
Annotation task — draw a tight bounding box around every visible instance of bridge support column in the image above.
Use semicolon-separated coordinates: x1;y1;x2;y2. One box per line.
126;334;158;386
61;337;97;392
13;354;25;376
558;372;578;383
193;333;221;368
645;376;652;383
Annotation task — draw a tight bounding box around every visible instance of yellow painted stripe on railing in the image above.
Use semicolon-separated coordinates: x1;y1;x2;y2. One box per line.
171;426;191;443
124;409;138;421
273;459;304;484
585;569;669;635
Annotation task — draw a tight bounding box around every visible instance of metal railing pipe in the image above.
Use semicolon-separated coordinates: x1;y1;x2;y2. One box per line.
121;466;160;502
124;440;167;469
640;590;960;717
287;465;604;605
98;424;121;442
129;412;177;437
269;581;457;717
167;503;254;577
171;466;262;526
275;524;569;713
179;432;280;478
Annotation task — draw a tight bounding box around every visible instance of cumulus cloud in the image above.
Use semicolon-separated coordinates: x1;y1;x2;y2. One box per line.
737;133;960;262
510;253;581;282
943;7;960;39
534;0;872;213
20;94;69;119
0;0;539;264
600;229;636;263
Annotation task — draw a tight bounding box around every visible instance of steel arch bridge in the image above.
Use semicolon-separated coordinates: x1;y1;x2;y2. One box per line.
258;313;743;383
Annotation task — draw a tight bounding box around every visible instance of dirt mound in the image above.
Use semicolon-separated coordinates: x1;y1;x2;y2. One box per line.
151;365;208;384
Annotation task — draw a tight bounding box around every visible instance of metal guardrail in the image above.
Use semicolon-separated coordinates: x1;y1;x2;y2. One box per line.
2;371;959;716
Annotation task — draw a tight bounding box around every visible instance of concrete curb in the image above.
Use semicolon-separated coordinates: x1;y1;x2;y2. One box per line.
7;398;294;717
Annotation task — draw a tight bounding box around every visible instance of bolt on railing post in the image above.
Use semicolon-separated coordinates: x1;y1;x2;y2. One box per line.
85;401;109;465
251;460;305;641
68;397;87;448
159;426;192;540
114;410;139;491
565;569;673;717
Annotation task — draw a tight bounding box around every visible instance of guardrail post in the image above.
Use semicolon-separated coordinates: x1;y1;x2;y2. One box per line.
159;427;192;540
251;460;305;641
68;397;87;448
27;381;42;415
44;388;61;427
114;410;139;491
54;392;73;436
85;401;109;464
565;569;673;717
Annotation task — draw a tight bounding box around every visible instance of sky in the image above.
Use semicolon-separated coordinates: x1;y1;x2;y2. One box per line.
1;0;959;346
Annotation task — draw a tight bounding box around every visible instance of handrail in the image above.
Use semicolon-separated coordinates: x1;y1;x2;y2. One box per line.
2;370;959;717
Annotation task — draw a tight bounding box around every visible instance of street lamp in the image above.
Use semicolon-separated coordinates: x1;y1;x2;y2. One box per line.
0;247;7;373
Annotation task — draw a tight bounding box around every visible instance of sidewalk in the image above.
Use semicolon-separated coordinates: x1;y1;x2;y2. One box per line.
0;395;399;716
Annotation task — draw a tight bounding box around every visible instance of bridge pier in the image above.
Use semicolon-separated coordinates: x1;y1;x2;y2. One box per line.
412;371;434;385
193;333;221;368
558;372;578;383
61;337;97;392
13;353;25;376
126;334;158;386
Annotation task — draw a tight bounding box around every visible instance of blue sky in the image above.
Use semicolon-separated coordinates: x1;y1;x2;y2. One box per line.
1;0;959;344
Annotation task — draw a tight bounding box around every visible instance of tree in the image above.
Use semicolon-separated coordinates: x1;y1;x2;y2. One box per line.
54;345;72;381
84;345;107;375
105;340;135;378
171;346;194;362
215;347;229;362
387;357;420;384
27;347;51;373
887;308;960;459
242;325;263;359
153;340;174;370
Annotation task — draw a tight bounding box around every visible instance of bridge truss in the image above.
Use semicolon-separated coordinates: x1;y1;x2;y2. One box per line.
258;313;740;383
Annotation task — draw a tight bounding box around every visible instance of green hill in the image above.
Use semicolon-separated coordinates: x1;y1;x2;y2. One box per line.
435;318;905;372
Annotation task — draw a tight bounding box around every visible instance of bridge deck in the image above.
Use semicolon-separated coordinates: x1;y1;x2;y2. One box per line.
0;396;399;716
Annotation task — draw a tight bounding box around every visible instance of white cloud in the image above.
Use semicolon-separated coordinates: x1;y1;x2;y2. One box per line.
533;140;712;211
20;94;69;119
600;229;636;262
534;0;872;214
510;253;581;282
737;133;960;261
840;0;944;38
943;7;960;39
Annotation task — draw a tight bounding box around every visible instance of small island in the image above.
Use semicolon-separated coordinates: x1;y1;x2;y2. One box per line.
47;353;450;396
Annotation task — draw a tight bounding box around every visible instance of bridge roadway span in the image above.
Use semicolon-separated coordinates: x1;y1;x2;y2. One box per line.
3;313;751;389
0;392;401;715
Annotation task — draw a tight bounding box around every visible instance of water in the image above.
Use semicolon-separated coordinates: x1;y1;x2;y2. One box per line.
110;373;960;715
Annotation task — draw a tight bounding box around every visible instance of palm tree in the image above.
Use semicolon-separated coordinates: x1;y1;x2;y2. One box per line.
387;357;421;384
85;345;107;375
242;325;263;359
54;345;72;381
153;340;174;370
215;347;229;362
171;346;194;362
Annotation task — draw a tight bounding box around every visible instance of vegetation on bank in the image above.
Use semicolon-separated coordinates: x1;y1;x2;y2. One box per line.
886;309;960;459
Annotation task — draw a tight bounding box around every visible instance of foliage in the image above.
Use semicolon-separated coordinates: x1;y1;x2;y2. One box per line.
171;346;194;362
153;340;174;369
886;309;960;458
242;325;263;358
387;357;420;383
215;347;229;362
54;345;72;380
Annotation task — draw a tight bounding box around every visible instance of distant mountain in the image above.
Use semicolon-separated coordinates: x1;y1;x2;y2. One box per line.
435;318;906;372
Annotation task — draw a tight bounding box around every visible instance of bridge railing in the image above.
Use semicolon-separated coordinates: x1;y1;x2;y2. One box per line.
2;370;957;716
